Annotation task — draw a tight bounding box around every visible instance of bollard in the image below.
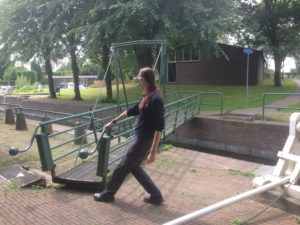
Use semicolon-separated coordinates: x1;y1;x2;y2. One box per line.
15;108;27;130
5;108;15;124
41;117;53;134
74;121;87;145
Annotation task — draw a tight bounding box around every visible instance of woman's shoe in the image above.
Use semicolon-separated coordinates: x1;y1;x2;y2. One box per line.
143;196;164;205
94;192;115;202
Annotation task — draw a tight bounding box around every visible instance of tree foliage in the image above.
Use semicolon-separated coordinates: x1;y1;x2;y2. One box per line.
0;0;65;97
83;0;234;100
0;50;11;79
1;0;236;100
236;0;300;86
3;65;36;85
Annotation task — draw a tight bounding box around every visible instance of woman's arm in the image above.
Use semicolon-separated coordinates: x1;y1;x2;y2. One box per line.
147;131;162;164
105;111;128;127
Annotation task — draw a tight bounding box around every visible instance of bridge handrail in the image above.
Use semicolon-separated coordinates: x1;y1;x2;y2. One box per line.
8;91;224;179
1;101;138;123
7;100;137;160
198;92;223;117
9;125;41;155
262;93;300;120
0;103;21;108
165;91;223;117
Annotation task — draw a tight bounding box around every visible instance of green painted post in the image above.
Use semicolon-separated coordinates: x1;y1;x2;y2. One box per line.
198;93;203;114
116;54;129;110
262;93;266;120
160;43;167;98
35;133;55;171
96;128;112;186
114;49;121;115
173;102;180;132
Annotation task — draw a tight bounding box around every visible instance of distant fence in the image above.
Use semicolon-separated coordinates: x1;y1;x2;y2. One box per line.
262;93;300;120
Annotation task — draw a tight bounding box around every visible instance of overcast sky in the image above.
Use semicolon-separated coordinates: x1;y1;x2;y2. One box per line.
267;57;296;72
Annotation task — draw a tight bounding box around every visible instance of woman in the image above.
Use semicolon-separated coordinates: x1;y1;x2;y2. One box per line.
94;67;165;205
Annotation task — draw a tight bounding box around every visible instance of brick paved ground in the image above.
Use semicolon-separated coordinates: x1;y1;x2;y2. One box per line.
1;81;300;225
1;145;298;225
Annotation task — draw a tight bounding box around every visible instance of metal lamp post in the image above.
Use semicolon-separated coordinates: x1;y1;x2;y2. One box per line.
243;48;253;103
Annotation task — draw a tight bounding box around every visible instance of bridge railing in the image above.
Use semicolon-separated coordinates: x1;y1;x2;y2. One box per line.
262;93;300;120
198;91;223;117
8;101;137;173
164;92;202;137
80;92;205;175
8;91;223;183
165;91;223;117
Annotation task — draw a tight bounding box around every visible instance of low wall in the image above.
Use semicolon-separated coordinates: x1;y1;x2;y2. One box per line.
0;95;106;114
166;117;289;161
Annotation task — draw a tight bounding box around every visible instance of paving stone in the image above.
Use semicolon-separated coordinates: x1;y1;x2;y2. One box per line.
0;146;298;225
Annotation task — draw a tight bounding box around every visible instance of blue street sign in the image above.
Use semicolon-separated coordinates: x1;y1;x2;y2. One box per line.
243;48;253;54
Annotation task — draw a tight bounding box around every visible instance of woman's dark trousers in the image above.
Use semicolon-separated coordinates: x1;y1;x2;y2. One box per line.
104;137;162;198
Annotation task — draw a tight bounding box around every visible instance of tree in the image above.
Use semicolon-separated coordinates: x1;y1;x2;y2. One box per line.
85;0;234;101
295;55;300;75
0;50;11;80
31;61;44;82
236;0;300;87
50;0;95;100
83;0;119;102
0;0;64;98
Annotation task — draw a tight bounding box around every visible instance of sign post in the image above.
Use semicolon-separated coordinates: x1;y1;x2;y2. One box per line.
243;48;253;103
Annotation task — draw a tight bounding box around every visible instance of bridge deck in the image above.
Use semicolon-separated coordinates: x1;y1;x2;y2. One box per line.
53;153;121;190
53;160;103;190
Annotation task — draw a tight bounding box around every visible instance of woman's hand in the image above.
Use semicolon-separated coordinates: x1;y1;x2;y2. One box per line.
147;131;161;165
104;111;127;128
147;151;156;164
104;120;115;128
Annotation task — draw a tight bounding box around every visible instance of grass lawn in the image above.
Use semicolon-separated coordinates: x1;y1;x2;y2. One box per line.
166;79;297;112
14;79;297;112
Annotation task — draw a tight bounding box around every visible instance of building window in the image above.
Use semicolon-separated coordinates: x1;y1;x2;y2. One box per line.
168;63;176;83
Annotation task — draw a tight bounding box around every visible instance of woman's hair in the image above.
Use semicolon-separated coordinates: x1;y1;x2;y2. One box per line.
139;67;156;94
138;67;161;109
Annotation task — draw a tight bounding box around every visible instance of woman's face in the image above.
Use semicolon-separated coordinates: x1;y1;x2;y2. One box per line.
137;73;146;89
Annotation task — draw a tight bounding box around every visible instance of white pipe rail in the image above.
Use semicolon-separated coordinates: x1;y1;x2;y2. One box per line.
163;175;292;225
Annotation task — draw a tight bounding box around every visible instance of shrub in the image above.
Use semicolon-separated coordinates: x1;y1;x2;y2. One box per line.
4;65;37;84
15;75;30;89
21;71;37;84
264;69;274;79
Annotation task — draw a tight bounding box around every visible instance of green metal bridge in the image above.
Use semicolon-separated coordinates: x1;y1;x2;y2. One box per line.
8;91;223;190
8;40;223;190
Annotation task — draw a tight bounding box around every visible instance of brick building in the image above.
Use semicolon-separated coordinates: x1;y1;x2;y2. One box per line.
167;43;265;85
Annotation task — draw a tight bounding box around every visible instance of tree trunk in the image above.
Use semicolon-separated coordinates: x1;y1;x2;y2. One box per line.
0;61;10;79
274;54;283;87
102;44;113;102
70;46;82;101
135;46;154;68
44;53;56;98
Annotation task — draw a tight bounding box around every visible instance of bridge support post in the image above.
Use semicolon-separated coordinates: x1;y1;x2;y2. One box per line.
5;108;15;124
74;121;87;145
15;108;27;130
41;117;53;134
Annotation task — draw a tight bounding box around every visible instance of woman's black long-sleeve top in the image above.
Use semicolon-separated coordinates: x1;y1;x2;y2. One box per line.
127;93;165;139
